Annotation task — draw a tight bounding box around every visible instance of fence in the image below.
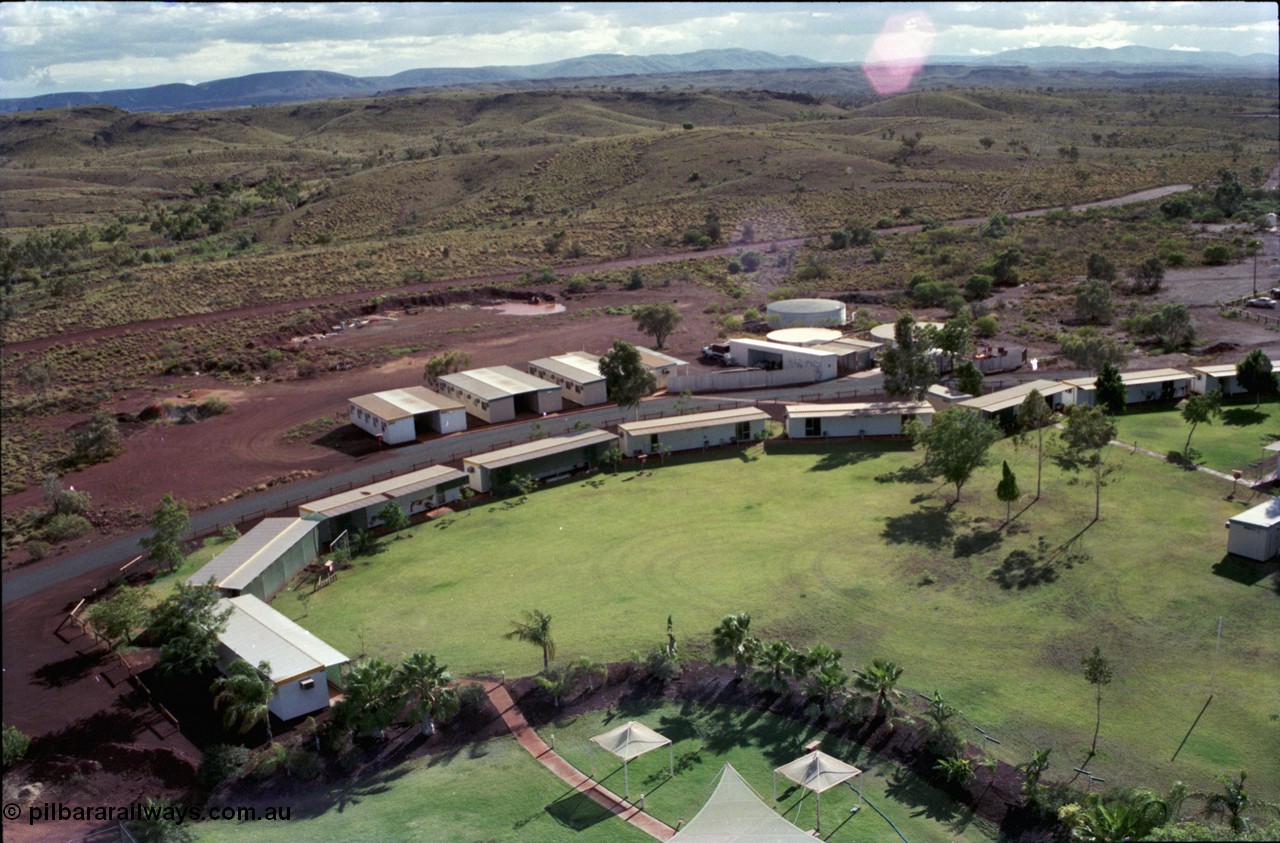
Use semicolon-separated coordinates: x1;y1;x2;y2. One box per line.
666;367;820;393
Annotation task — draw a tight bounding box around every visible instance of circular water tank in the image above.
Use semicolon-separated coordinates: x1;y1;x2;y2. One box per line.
871;321;945;347
766;298;846;328
766;327;842;347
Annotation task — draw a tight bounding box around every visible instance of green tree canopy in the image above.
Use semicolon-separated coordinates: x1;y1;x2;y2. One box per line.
1095;361;1126;416
505;609;556;670
956;360;984;398
1181;390;1222;456
211;659;274;742
1061;406;1118;522
151;582;232;677
598;340;656;413
1075;278;1114;325
139;493;190;572
1058;327;1127;371
377;500;410;538
397;652;459;735
996;460;1020;523
85;585;152;648
881;313;939;401
914;407;1001;504
337;657;403;739
1236;349;1276;407
1015;389;1054;500
632;303;683;348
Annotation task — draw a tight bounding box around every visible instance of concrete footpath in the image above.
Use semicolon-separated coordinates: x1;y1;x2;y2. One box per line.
482;681;675;841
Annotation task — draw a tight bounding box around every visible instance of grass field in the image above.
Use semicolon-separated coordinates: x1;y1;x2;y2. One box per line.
194;702;991;843
550;700;995;843
289;436;1280;804
1110;394;1280;474
195;735;650;843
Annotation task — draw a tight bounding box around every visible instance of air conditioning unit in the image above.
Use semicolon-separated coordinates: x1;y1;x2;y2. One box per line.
299;678;315;690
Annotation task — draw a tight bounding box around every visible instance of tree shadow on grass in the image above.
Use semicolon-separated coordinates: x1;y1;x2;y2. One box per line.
1222;407;1267;427
807;448;881;472
989;550;1059;589
1210;554;1278;587
882;506;954;549
953;528;1003;558
884;765;967;825
874;463;933;484
543;791;616;831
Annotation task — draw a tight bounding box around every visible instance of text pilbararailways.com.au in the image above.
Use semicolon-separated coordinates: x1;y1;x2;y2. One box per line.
4;801;292;825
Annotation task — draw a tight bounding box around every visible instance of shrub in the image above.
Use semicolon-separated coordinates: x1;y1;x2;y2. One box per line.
626;269;645;290
199;397;231;417
727;259;743;274
198;744;250;791
286;747;323;780
3;724;31;768
457;681;488;715
682;122;694;130
1202;244;1231;265
644;646;682;684
965;274;993;301
565;276;588;295
974;315;999;338
45;513;92;542
743;307;760;322
740;251;763;272
250;743;287;780
25;540;50;560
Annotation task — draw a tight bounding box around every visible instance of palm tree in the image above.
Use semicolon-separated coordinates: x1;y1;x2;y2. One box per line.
803;663;848;718
337;657;403;739
1070;790;1168;842
1201;770;1279;834
854;659;905;718
711;612;757;676
750;639;798;695
210;659;274;743
396;651;459;736
505;609;556;670
567;656;608;695
1018;748;1053;799
799;643;843;676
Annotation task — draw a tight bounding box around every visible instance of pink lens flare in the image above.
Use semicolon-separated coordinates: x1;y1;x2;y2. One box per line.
862;11;937;96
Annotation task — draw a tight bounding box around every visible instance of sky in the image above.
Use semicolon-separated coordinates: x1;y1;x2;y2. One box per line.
2;1;1277;99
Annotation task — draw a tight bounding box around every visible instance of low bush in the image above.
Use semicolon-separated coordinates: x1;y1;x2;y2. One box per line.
198;744;249;791
44;513;92;542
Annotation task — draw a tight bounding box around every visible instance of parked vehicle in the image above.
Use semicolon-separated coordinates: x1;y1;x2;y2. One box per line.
700;342;733;365
1245;297;1276;309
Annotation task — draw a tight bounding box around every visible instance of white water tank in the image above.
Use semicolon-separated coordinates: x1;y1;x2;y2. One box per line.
766;298;846;328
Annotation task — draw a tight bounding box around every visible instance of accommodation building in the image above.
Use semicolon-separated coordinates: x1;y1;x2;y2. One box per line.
298;465;468;544
1066;368;1195;407
215;595;349;722
784;401;933;438
463;429;616;493
957;378;1073;425
436;366;562;423
526;353;608;407
187;518;319;602
348;387;466;445
725;339;839;381
618;407;770;456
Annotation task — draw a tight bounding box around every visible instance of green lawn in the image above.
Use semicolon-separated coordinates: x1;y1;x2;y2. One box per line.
1110;394;1280;473
286;436;1279;806
195;735;650;842
551;700;995;843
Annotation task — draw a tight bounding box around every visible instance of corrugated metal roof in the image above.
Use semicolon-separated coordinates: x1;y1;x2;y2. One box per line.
786;401;933;419
958;379;1072;413
527;353;605;384
438;365;559;401
1193;361;1278;377
1230;497;1280;528
728;338;839;359
634;346;687;368
299;465;466;518
464;429;616;471
220;595;348;685
349;386;462;421
619;407;770;435
187;518;317;592
1067;368;1196;391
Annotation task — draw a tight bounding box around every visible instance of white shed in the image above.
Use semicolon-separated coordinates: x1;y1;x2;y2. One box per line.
1192;361;1279;396
187;518;319;602
298;465;468;543
618;407;770;456
785;401;933;438
1227;498;1280;561
1067;368;1195;407
437;366;563;423
634;346;688;390
216;595;349;722
958;378;1073;423
726;338;839;381
527;353;608;407
348;387;466;445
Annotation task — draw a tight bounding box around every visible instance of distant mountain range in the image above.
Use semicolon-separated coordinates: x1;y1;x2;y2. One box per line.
2;46;1274;114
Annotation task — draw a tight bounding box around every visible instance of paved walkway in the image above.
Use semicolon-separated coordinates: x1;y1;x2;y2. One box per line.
481;681;676;841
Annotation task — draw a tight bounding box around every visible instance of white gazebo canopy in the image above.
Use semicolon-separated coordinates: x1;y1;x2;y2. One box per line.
670;763;815;842
773;749;862;833
589;720;673;800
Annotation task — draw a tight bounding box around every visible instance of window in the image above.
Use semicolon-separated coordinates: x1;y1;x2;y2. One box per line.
736;421;751;441
804;417;822;437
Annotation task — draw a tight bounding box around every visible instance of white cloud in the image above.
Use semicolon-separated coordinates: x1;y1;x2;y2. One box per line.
1168;44;1202;51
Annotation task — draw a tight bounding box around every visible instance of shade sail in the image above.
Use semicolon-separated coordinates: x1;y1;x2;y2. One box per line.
589;721;671;761
773;750;862;794
670;763;814;843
